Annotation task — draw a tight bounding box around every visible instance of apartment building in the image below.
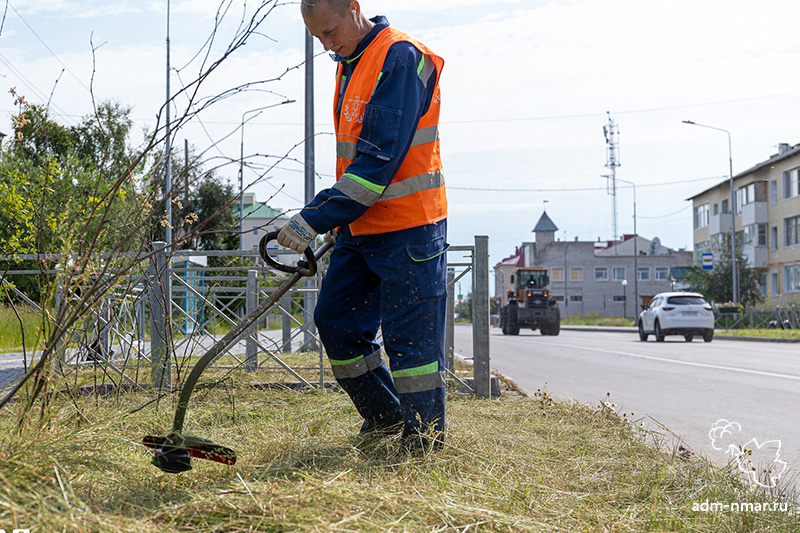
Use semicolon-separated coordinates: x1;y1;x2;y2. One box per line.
235;193;288;251
494;212;693;318
688;143;800;305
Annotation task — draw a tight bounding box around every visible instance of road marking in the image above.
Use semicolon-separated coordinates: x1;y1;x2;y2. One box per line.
531;340;800;382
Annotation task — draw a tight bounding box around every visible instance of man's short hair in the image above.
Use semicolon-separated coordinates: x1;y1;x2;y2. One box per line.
301;0;351;18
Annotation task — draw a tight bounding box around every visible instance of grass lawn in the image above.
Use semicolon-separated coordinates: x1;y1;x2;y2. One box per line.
1;366;797;532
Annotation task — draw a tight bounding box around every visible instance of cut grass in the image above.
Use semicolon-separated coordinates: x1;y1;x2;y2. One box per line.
1;374;797;532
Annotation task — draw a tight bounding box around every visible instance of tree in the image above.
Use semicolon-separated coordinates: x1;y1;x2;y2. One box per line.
686;236;764;307
147;142;239;253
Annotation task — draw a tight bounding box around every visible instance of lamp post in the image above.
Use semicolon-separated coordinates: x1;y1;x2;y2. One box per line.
615;177;638;312
238;100;295;249
621;279;628;318
682;120;738;304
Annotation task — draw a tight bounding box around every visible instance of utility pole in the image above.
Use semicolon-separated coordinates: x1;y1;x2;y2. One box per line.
184;138;189;206
303;28;317;351
603;112;620;254
164;0;172;248
563;231;568;319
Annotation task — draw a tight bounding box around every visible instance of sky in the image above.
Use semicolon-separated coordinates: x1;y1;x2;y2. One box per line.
2;0;800;295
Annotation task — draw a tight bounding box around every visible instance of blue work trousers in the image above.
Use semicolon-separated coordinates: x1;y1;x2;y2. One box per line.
314;220;448;437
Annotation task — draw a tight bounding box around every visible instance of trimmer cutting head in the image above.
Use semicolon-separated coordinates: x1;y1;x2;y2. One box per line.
143;433;236;473
151;444;193;473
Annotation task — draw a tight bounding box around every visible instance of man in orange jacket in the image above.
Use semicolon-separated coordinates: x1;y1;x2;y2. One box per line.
278;0;447;451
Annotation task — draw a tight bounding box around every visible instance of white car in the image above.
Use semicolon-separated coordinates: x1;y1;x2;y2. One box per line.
638;292;714;342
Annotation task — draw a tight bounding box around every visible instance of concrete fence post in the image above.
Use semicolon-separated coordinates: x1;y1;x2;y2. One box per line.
149;242;171;391
245;269;259;372
472;235;491;399
445;268;455;374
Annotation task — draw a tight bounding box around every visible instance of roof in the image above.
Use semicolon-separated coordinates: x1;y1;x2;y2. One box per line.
670;266;695;280
533;211;558;232
234;201;285;220
686;143;800;201
497;246;524;268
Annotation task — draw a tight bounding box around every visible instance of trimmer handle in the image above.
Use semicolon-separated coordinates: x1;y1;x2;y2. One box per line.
259;231;317;277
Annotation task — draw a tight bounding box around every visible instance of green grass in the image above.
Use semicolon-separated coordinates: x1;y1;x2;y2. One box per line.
0;305;45;352
561;313;635;327
561;313;800;340
1;368;797;532
715;328;800;340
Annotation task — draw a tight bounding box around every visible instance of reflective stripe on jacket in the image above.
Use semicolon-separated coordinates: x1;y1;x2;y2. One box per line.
334;27;447;236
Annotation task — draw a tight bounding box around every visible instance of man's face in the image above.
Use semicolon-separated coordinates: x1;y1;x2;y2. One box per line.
303;2;362;58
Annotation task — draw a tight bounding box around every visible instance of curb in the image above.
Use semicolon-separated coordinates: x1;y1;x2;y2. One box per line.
560;325;800;343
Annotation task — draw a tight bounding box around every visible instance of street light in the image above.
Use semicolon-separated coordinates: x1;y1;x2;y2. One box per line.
238;100;295;249
682;120;738;304
615;177;638;313
621;279;628;318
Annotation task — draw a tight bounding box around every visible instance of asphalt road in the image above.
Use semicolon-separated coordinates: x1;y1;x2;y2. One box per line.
454;324;800;491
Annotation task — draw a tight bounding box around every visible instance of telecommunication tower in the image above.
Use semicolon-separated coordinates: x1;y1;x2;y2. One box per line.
603;112;621;247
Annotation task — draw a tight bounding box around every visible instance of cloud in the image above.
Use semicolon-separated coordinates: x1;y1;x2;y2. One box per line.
369;0;523;13
10;0;141;18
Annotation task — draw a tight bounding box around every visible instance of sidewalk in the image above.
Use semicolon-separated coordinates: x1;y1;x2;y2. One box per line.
0;330;313;393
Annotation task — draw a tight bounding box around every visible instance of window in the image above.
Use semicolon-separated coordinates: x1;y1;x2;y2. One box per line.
783;168;800;199
569;295;583;302
770;179;778;205
637;266;651;281
743;223;767;246
735;183;756;214
694;203;710;229
772;272;780;296
655;266;669;281
253;228;259;236
786;215;800;247
594;266;608;281
612;295;626;302
743;224;755;246
759;273;767;299
713;203;718;216
771;226;778;251
569;267;583;281
786;264;800;293
551;267;564;281
612;266;626;281
721;199;729;214
554;295;565;302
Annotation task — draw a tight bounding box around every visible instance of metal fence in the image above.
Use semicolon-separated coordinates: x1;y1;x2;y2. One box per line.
1;235;492;398
714;305;799;330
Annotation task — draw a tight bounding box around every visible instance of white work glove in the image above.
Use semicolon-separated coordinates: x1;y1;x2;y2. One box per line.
277;213;317;253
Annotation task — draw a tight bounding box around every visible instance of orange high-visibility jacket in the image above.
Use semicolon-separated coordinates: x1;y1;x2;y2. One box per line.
334;27;446;236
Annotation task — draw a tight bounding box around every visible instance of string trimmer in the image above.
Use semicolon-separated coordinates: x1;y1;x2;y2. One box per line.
142;231;334;473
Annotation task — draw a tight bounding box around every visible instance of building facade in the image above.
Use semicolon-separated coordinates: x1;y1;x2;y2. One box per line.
688;143;800;306
235;193;288;251
494;212;693;318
